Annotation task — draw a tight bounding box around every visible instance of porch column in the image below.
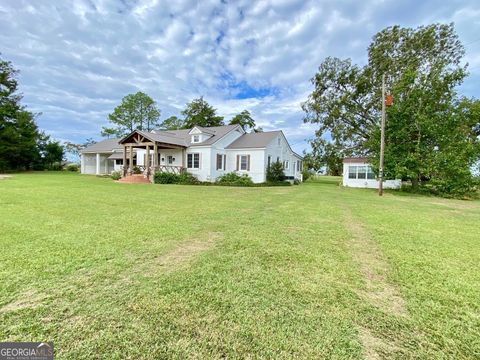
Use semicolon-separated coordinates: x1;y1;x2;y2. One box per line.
80;154;85;174
129;145;133;172
96;153;100;175
153;142;158;168
146;145;150;175
122;145;127;176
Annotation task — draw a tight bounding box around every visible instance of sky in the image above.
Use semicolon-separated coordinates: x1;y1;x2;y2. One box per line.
1;0;480;155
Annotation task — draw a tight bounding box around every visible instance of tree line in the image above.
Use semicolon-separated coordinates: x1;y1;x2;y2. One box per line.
101;94;263;137
0;56;64;171
302;23;480;197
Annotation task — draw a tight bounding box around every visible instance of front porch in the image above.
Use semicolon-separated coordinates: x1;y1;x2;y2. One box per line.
119;130;188;183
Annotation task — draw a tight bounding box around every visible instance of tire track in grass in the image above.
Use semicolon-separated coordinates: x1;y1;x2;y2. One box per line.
342;206;407;359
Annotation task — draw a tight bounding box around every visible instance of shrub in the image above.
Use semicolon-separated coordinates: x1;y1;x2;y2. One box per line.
216;172;254;186
293;179;300;185
132;166;142;174
302;169;311;181
111;171;121;180
177;171;199;184
154;171;199;185
266;161;285;182
66;164;79;172
154;172;178;184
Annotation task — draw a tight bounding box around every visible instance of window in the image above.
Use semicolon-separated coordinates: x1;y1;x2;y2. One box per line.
237;155;250;171
357;166;366;179
115;159;123;165
216;154;224;170
348;165;376;180
192;135;200;143
277;137;281;145
167;155;173;164
367;166;375;179
277;156;280;162
187;153;200;169
284;160;289;169
348;166;357;179
267;155;271;168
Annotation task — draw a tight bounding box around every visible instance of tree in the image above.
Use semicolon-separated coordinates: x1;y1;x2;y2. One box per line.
159;115;185;130
266;161;285;182
64;138;96;161
43;140;64;169
310;138;344;176
181;97;224;128
229;110;256;131
0;56;43;171
102;92;161;137
303;23;480;196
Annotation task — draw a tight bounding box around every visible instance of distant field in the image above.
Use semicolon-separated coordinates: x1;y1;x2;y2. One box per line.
0;173;479;359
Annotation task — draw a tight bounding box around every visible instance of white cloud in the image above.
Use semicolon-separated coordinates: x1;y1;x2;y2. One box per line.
0;0;479;154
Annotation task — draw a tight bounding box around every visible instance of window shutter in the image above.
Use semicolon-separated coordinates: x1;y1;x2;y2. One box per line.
247;155;250;171
236;155;239;171
223;155;226;170
198;153;201;169
216;154;219;170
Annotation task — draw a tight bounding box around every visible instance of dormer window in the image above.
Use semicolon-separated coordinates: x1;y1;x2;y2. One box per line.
193;135;200;143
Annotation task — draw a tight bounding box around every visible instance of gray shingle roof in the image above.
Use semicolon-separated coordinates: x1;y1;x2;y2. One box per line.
81;125;242;153
80;138;122;153
225;131;281;149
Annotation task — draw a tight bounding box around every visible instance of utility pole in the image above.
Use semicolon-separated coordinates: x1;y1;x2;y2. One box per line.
379;74;386;196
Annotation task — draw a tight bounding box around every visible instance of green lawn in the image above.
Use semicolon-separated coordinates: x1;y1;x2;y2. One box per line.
0;173;479;359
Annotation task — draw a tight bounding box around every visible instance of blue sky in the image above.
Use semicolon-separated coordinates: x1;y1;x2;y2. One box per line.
1;0;479;154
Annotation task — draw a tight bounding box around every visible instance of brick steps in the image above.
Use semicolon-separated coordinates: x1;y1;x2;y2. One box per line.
117;174;151;184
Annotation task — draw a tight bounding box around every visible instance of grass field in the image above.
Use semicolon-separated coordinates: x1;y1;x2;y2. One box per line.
0;173;479;359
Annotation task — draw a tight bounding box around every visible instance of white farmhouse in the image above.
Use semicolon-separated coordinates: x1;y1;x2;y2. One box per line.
80;124;303;183
342;157;401;189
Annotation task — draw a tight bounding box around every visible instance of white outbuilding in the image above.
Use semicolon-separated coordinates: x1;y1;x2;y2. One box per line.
342;157;401;189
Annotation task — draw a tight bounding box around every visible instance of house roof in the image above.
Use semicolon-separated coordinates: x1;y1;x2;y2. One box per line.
81;125;242;153
343;157;368;163
152;124;240;146
225;131;281;149
80;138;121;153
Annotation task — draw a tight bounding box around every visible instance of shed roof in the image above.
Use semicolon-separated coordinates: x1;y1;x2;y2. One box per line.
343;157;369;163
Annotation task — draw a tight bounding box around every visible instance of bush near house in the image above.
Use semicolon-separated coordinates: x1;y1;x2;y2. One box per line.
154;171;199;185
266;161;285;182
216;172;254;186
111;171;121;180
66;164;79;172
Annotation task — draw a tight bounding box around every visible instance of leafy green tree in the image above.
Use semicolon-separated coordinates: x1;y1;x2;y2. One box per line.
181;97;224;128
0;56;43;171
102;91;161;137
229;110;256;131
303;23;480;196
159;115;185;130
43;140;64;169
266;161;285;182
310;138;344;175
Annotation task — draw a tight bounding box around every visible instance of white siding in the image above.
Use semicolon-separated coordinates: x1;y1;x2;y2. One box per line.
185;147;212;182
342;161;401;189
264;134;302;180
225;149;265;183
81;153;114;175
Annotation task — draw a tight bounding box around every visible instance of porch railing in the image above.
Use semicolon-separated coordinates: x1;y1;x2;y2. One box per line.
121;165;184;181
150;165;184;175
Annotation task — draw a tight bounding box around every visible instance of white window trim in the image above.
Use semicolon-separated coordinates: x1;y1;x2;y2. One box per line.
187;153;200;169
239;155;248;171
